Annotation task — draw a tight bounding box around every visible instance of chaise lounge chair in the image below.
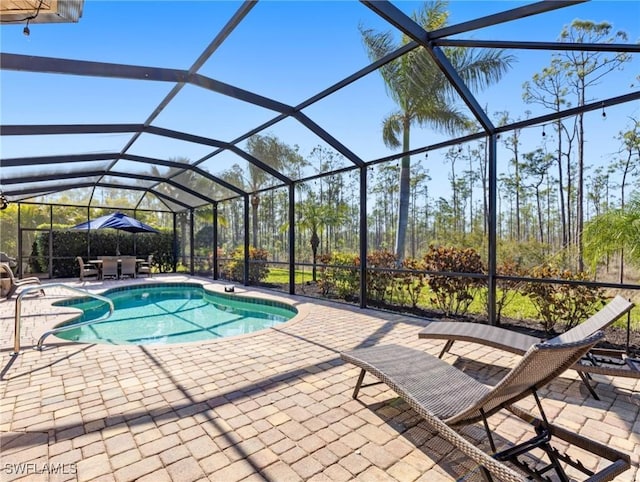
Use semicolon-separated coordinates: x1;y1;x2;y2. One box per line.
0;262;43;299
341;332;630;482
417;295;637;399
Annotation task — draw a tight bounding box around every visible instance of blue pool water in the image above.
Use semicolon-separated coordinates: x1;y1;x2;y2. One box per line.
52;283;297;345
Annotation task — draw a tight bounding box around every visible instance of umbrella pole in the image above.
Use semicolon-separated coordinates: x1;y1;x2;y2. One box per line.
86;207;91;259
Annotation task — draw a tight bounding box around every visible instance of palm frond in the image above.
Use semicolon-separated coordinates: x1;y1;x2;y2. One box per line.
361;2;512;142
382;112;404;148
584;205;640;270
413;0;450;31
360;25;412;106
446;47;516;94
359;25;396;62
414;97;469;135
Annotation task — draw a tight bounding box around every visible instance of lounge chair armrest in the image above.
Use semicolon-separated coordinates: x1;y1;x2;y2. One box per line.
16;277;41;284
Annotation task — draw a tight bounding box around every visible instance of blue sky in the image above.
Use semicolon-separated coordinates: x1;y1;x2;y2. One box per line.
1;0;639;202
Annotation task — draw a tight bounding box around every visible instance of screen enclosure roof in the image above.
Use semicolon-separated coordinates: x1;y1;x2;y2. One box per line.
1;0;639;213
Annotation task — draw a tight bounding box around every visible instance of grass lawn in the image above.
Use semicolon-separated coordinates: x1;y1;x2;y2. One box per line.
265;266;316;285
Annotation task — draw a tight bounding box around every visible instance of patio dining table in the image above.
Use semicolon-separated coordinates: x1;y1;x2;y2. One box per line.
89;258;146;279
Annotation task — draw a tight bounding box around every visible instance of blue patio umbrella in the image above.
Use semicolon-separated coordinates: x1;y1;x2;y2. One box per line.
72;212;158;255
72;212;159;234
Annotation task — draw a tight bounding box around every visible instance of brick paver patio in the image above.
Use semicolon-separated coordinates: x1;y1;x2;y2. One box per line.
1;275;638;481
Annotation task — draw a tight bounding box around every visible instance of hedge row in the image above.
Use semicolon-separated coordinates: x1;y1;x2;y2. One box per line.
30;227;177;278
317;247;605;334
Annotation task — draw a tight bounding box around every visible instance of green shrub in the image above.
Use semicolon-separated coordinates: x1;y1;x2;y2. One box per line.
317;252;360;300
135;233;175;273
366;250;397;303
221;247;270;284
397;257;427;308
423;245;485;316
480;258;525;324
521;264;604;333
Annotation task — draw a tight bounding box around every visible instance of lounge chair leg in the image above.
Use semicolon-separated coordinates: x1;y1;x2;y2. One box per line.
479;466;494;482
582;353;598;380
577;371;600;400
533;391;570;482
480;409;497;453
353;369;366;399
439;340;454;358
498;392;572;482
494;426;571;482
484;403;570;482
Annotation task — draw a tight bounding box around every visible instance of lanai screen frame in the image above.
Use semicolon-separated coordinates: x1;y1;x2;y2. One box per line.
2;0;640;324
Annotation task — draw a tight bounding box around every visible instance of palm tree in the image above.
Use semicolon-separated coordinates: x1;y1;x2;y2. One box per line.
583;198;640;281
246;134;304;248
360;0;515;260
298;192;325;281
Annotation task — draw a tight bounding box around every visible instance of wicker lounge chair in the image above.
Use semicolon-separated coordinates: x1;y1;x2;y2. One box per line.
0;262;43;299
418;295;636;400
341;332;630;482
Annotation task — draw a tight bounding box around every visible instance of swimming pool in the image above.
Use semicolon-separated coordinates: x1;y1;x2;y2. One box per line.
52;283;297;345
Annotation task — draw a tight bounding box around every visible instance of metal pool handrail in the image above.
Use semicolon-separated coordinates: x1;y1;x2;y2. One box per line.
13;284;114;355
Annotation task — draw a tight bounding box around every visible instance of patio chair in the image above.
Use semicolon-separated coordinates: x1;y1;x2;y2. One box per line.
341;331;630;482
120;256;137;279
76;256;99;281
101;256;119;280
0;252;17;269
0;262;43;299
418;295;636;400
137;254;153;277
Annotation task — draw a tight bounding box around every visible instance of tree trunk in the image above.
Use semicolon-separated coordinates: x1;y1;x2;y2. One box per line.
251;194;260;248
554;123;565;248
311;231;319;282
482;141;489;236
394;121;411;262
514;138;521;241
577;103;585;272
536;187;544;243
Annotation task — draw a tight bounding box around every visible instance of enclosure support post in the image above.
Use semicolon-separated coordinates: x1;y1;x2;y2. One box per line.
488;134;498;325
48;205;53;279
289;184;295;295
189;209;195;275
243;195;250;286
17;205;21;277
86;206;91;260
172;212;178;273
213;203;218;280
359;165;368;309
